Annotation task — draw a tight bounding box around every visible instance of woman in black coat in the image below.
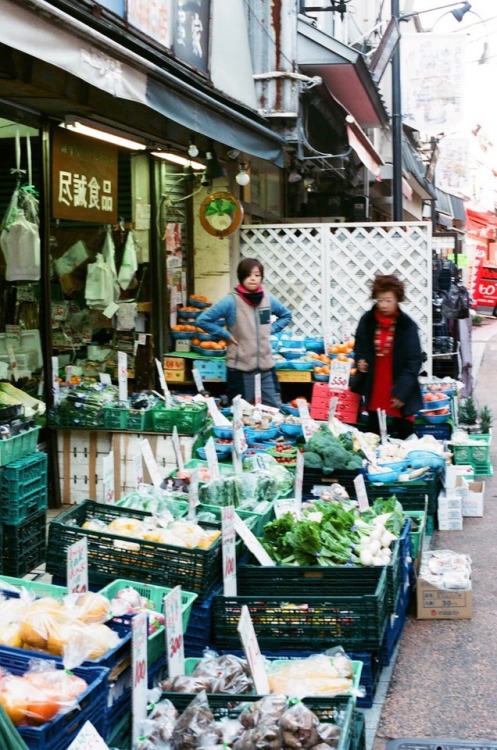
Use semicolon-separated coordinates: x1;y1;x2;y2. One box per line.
353;274;424;439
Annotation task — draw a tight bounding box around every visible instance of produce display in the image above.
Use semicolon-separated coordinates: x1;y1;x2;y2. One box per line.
106;585;165;635
0;383;46;418
260;497;404;567
117;487;189;517
136;692;347;750
302;425;365;472
81;516;221;550
0;662;88;726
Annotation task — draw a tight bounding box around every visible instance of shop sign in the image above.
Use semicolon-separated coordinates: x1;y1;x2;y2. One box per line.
52;129;118;223
128;0;173;49
174;0;210;73
472;264;497;308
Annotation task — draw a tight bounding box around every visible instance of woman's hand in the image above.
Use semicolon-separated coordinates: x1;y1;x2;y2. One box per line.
391;397;404;410
230;337;239;346
357;359;369;373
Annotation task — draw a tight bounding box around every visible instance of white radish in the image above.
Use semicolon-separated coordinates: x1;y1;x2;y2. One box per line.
381;530;397;548
360;549;374;566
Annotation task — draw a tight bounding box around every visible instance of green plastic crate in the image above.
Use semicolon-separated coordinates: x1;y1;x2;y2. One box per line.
404;511;426;561
100;405;129;430
0;427;41;467
98;578;197;665
0;575;67;598
46;500;222;598
0;452;48;524
451;433;491;470
151;403;208;435
365;470;441;515
162;657;363;715
212;568;389;652
127;408;154;432
2;509;46;576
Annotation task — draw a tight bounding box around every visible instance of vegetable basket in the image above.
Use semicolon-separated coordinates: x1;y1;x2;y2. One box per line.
161;656;363;715
46;500;223;599
97;578;197;665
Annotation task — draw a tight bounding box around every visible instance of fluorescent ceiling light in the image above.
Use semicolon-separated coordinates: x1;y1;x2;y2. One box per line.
61;119;147;150
151;151;205;170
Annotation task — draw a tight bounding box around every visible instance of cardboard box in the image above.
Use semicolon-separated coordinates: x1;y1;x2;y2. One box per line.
165;369;188;383
164;357;185;371
438;516;463;531
462;480;485;517
416;577;472;619
445;463;475;488
276;370;313;382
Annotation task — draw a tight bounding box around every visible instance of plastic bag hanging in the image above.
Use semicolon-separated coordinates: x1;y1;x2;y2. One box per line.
117;230;138;290
101;226;120;303
85;253;114;310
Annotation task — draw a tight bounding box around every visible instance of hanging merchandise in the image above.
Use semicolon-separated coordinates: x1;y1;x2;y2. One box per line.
117;230;138;290
0;131;41;282
84;253;115;310
116;302;138;331
101;226;120;303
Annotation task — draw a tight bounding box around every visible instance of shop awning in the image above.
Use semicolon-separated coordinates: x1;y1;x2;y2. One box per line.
345;115;384;179
0;0;285;166
297;17;389;129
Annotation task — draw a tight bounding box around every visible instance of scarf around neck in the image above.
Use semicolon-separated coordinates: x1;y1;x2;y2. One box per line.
374;307;399;357
236;284;264;307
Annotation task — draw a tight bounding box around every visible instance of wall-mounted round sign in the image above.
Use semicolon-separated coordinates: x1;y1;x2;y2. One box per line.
199;191;244;238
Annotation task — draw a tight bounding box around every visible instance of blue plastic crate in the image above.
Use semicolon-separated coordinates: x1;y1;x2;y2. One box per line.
184;585;220;656
380;582;411;667
0;646;109;750
348;651;383;709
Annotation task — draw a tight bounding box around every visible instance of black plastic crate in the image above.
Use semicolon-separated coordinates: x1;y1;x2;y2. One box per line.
352;710;366;750
365;470;442;515
46;500;222;599
303;468;362;497
212;567;389;652
2;509;46;576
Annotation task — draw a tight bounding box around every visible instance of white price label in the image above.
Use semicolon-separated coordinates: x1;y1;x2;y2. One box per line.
132;612;148;745
204;437;220;481
172;426;184;473
52;356;60;405
301;416;319;442
192;367;205;393
342;321;352;343
296;398;310;420
354;474;370;513
328;359;351;391
67;537;88;595
99;372;112;385
66;721;108;749
233;512;275;566
188;469;200;520
222;505;237;596
206;396;231;426
294;450;304;510
232;448;243;475
155;358;171;404
237;606;270;694
164;587;185;678
274;497;299;519
102;451;115;504
355;431;376;464
323;325;333;353
254;373;262;406
140;438;164;488
134;453;144;489
65;365;73;386
232;395;247;456
118;351;128;403
328;397;339;425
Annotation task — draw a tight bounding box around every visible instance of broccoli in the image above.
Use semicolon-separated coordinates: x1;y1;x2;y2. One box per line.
322;444;351;472
338;431;354;452
303;451;323;469
306;426;343;456
346;454;364;470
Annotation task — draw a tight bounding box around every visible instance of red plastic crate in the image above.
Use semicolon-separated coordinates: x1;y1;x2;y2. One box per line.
310;384;361;423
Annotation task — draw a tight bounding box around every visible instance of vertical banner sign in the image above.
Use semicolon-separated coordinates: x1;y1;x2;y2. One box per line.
102;451;115;504
132;612;148;746
188;469;199;520
192;367;205;393
140;438;164;488
172;426;184;473
52;356;60;405
118;351;128;403
377;408;387;445
354;474;370;513
204;437;220;481
329;359;351;390
222;505;237;596
206;396;231;426
254;373;262;406
297;398;317;442
232;395;247;456
67;537;88;595
164;586;185;678
156;358;171;403
237;606;270;694
134;452;144;489
294;450;304;511
328;396;339;426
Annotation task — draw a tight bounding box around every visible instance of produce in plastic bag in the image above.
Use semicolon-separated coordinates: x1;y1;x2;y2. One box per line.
266;651;354;697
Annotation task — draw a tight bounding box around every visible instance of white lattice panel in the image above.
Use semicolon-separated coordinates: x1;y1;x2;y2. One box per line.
240;222;432;375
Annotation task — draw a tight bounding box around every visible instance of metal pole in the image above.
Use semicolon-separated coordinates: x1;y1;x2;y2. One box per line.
391;0;403;221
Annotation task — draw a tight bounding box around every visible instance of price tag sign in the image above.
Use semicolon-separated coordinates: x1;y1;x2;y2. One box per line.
155;358;171;404
164;586;185;678
323;325;333;354
328;359;351;391
254;373;262;406
99;372;112;386
66;721;108;749
65;365;73;386
204;437;220;481
342;321;352;343
377;408;388;446
102;451;115;504
172;426;184;473
132;611;148;745
301;417;319;442
222;505;237;595
354;474;370;513
233;512;275;566
296;398;310;420
52;356;60;405
294;450;304;510
118;351;128;403
232;395;247;456
232;447;243;475
237;605;270;694
192;367;205;393
355;431;376;464
206;396;231;426
328;396;339;425
188;469;199;520
67;537;88;595
140;438;164;488
274;497;299;519
134;453;144;489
